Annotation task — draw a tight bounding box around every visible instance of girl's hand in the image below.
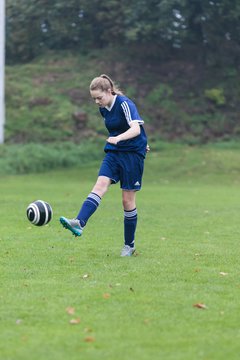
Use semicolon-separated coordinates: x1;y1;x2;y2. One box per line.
146;144;150;152
106;136;121;145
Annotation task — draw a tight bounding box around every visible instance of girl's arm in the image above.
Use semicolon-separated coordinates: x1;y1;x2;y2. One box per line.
106;122;140;145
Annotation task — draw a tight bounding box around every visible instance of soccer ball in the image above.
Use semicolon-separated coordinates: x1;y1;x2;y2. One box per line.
26;200;53;226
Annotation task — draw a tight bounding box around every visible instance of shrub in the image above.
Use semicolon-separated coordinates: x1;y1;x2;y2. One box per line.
0;141;103;175
204;88;226;106
146;84;173;105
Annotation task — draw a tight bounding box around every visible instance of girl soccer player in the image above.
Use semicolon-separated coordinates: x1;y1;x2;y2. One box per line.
60;74;148;256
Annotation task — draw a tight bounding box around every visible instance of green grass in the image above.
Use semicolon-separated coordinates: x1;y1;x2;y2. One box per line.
5;52;106;143
1;146;240;359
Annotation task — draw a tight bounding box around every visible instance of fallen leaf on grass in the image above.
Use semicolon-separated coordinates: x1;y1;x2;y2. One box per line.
193;303;207;309
84;336;95;342
84;327;93;333
103;293;111;299
69;318;81;324
219;272;228;276
66;307;75;315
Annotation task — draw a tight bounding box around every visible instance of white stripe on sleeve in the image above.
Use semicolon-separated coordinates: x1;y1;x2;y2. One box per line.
121;101;144;125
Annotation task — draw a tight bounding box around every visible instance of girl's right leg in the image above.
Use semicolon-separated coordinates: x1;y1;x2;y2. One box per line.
76;176;111;225
60;176;111;236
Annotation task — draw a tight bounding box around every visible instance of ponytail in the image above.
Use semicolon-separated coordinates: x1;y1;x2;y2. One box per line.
90;74;123;95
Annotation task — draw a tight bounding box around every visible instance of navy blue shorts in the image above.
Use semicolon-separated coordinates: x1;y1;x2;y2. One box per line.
98;152;144;191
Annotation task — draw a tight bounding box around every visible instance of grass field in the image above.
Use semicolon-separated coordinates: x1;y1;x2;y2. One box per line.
1;145;240;360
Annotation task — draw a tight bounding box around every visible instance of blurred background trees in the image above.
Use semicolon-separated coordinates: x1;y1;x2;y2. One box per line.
3;0;240;148
6;0;240;66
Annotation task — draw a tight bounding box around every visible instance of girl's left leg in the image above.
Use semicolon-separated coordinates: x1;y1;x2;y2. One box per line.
121;190;137;255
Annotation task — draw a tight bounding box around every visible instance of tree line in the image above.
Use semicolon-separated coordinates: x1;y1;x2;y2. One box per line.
6;0;240;65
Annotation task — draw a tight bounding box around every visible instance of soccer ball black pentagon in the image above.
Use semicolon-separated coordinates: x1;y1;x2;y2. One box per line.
26;200;53;226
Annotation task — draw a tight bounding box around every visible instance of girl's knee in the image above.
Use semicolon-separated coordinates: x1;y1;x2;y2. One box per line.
122;192;136;210
92;176;111;197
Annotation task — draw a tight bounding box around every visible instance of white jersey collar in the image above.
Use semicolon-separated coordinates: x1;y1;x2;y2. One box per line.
105;95;117;111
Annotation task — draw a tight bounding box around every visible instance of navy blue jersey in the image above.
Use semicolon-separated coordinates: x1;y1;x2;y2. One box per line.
99;95;147;157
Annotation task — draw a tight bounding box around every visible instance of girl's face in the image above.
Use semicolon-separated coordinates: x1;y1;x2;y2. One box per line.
90;89;114;108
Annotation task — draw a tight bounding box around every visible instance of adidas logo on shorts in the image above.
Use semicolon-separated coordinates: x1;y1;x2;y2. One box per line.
134;181;140;186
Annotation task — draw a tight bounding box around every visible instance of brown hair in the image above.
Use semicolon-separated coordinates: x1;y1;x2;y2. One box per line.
89;74;123;95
